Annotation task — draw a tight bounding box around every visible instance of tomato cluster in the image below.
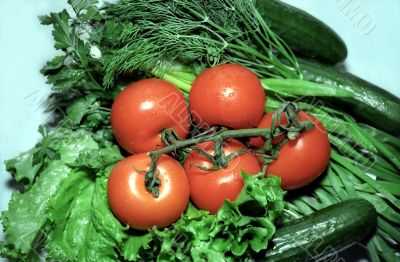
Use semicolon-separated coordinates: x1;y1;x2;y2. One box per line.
107;64;330;230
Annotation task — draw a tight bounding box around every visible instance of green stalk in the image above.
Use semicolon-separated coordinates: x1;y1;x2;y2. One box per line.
261;78;353;97
145;127;273;197
153;70;192;93
144;102;313;197
377;217;400;243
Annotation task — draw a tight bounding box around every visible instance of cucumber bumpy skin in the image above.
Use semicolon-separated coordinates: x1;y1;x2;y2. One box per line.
264;198;377;262
256;0;347;64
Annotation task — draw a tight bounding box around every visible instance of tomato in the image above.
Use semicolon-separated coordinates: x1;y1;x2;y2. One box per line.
252;111;331;190
107;154;190;230
189;64;266;129
183;139;261;214
111;78;190;154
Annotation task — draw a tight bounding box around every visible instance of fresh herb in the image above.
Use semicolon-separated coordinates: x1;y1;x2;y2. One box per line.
102;0;301;86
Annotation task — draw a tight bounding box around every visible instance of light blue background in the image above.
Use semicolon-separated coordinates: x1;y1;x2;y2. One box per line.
0;0;399;261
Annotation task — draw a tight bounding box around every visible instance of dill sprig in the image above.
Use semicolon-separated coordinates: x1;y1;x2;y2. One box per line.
102;0;301;87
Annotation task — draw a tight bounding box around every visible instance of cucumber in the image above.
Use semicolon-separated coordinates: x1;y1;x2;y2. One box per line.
299;58;400;136
256;0;347;64
264;198;377;261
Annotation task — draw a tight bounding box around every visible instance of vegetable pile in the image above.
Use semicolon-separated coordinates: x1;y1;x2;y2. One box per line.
1;0;399;261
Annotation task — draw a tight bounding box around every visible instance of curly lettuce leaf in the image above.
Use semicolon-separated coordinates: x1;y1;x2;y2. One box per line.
2;147;285;261
3;127;120;186
122;173;286;261
4;146;42;187
121;235;153;261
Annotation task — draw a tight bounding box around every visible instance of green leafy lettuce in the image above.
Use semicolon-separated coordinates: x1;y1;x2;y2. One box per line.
123;174;285;262
1;124;285;261
1;127;125;261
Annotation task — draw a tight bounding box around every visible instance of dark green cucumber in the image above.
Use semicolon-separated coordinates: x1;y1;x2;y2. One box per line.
256;0;347;64
299;58;400;136
265;199;377;262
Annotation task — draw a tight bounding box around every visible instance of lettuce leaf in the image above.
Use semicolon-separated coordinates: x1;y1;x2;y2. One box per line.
46;175;126;262
4;146;42;187
1;125;285;261
1;127;123;261
1;161;74;260
121;173;286;261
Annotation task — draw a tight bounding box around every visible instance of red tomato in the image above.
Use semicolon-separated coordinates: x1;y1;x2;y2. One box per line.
183;139;261;214
111;79;190;153
252;111;331;190
107;154;190;230
189;64;266;129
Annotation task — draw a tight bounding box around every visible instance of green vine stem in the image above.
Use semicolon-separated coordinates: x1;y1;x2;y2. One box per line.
145;102;314;197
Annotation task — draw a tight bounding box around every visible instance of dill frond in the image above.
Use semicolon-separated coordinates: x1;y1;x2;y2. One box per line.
102;0;301;87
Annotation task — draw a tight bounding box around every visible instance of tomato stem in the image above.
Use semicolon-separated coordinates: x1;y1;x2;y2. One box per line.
144;102;314;197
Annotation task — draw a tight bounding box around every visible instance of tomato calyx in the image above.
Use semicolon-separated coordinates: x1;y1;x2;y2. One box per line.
190;139;249;171
161;128;182;145
260;103;314;150
144;158;162;197
271;102;314;136
143;102;314;197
